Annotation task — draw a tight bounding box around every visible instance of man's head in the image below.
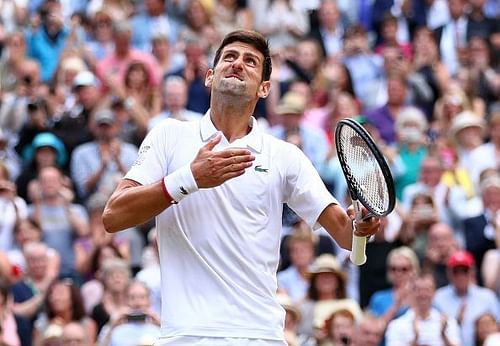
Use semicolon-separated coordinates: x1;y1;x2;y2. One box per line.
127;280;151;311
91;108;119;142
163;76;189;113
73;71;100;109
61;322;90;346
212;30;272;82
447;250;475;293
411;272;436;314
352;313;384;346
23;241;49;279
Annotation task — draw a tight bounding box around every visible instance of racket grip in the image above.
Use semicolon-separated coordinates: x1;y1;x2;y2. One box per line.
350;234;367;265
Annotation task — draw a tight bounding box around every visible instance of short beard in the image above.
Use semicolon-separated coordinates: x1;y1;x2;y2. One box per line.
217;78;248;96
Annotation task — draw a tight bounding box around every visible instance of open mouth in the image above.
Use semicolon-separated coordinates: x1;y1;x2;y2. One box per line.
225;74;243;81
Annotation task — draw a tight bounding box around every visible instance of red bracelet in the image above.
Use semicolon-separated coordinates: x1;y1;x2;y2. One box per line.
161;179;177;204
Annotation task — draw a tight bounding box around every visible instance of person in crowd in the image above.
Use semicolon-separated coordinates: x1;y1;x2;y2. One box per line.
276;292;307;346
52;70;103;155
0;278;20;346
7;218;61;281
28;166;89;280
130;0;178;52
385;271;461;346
299;254;361;343
278;229;316;303
434;250;500;346
16;132;69;203
84;10;115;62
0;162;28;252
135;228;161;316
90;258;131;335
460;173;500;277
307;0;346;59
12;241;60;346
149;76;203;130
70;109;138;201
0;129;22;183
423;222;459;288
368;246;419;330
213;0;253;38
475;312;500;346
97;280;160;346
469;111;500;185
33;278;96;345
351;313;385;346
61;321;93;346
0;31;28;94
150;33;186;79
270;91;329;170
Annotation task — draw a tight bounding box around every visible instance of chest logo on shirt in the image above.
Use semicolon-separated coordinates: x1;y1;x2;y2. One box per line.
254;165;269;173
133;145;151;166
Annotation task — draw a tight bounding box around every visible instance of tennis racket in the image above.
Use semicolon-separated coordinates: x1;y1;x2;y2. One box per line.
335;118;395;265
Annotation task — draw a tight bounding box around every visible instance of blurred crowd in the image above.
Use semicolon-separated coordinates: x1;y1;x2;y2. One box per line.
0;0;499;345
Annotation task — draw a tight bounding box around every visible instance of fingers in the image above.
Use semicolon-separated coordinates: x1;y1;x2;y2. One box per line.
202;132;222;152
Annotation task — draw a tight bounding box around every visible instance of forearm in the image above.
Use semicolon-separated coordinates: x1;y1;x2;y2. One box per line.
102;179;172;233
318;203;353;250
13;294;44;318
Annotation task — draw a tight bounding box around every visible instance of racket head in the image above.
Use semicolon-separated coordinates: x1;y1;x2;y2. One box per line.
335;118;395;217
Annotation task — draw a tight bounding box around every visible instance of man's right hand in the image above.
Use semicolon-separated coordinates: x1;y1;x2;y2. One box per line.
190;133;255;188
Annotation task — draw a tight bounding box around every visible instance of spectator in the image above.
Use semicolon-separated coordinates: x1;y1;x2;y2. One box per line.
150;33;186;79
461;174;500;274
178;0;219;56
212;0;253;38
90;258;131;335
366;74;408;145
342;24;384;111
29;166;89;281
475;312;500;346
0;31;28;94
0;161;28;252
84;10;115;62
149;76;203;130
169;40;211;114
318;307;357;346
368;246;419;329
52;70;102;155
7;219;61;281
130;0;178;52
481;242;500;297
391;106;429;200
61;321;92;346
299;254;361;342
33;278;97;345
11;241;60;346
351;313;385;346
385;272;461;346
70;109;138;201
97;280;160;346
278;228;316;303
374;13;412;59
271;91;329;169
423;222;459;288
0;129;22;182
434;250;500;346
397;192;440;263
469;111;500;184
0;58;47;138
307;0;346;59
16;132;69;203
251;0;309;51
276;292;305;346
27;2;69;83
135;228;161;316
0;278;20;346
86;0;133;22
96;19;161;92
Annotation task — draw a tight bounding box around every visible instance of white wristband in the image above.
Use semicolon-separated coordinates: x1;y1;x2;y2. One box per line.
163;165;199;203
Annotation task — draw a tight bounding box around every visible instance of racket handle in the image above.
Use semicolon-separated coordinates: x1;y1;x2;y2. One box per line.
350;234;367;265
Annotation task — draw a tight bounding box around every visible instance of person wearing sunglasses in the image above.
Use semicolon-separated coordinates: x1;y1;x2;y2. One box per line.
434;250;500;346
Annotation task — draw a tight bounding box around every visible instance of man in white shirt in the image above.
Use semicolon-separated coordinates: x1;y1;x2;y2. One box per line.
102;30;380;346
386;272;461;346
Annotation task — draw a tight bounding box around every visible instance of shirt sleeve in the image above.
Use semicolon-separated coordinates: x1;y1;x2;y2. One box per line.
124;121;171;186
283;143;337;229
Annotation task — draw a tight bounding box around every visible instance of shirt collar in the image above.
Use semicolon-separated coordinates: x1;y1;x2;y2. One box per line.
200;109;263;153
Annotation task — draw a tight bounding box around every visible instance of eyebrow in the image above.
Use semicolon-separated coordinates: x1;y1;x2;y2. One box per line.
223;49;262;63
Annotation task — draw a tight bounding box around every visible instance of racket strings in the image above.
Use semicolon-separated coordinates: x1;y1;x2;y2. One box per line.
338;127;390;214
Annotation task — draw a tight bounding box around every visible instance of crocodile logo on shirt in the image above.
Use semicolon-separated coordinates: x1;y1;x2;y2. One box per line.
254;165;269;173
180;186;189;195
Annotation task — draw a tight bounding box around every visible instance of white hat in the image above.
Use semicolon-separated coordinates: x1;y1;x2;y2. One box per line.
73;70;99;89
449;111;485;139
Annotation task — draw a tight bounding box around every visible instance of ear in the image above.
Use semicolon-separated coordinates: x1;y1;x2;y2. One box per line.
257;80;271;99
204;69;214;88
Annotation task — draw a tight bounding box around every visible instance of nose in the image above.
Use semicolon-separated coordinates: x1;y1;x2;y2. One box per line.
231;57;244;70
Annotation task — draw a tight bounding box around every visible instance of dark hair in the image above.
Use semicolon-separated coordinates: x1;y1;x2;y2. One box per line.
45;279;86;321
90;243;123;275
14;217;42;236
213;30;272;81
124;61;152;88
0;277;10;306
307;271;347;301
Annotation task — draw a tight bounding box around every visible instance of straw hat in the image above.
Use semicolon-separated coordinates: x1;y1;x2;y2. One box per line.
307;254;347;284
276;92;306;115
449;111;485;140
277;292;301;322
313;299;363;329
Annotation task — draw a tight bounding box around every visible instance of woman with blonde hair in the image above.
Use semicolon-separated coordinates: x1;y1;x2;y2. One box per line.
367;246;420;328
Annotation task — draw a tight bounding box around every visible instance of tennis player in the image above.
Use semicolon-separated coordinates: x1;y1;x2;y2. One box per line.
103;30;380;346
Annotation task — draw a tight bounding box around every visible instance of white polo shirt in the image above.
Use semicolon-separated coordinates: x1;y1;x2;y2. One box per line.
125;112;337;341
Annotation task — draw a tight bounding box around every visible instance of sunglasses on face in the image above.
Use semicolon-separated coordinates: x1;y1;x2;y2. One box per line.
389;265;411;273
452;266;470;275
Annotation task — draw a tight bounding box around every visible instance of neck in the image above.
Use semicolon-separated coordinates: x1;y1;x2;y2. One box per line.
414;306;431;319
318;291;336;300
210;93;256;142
